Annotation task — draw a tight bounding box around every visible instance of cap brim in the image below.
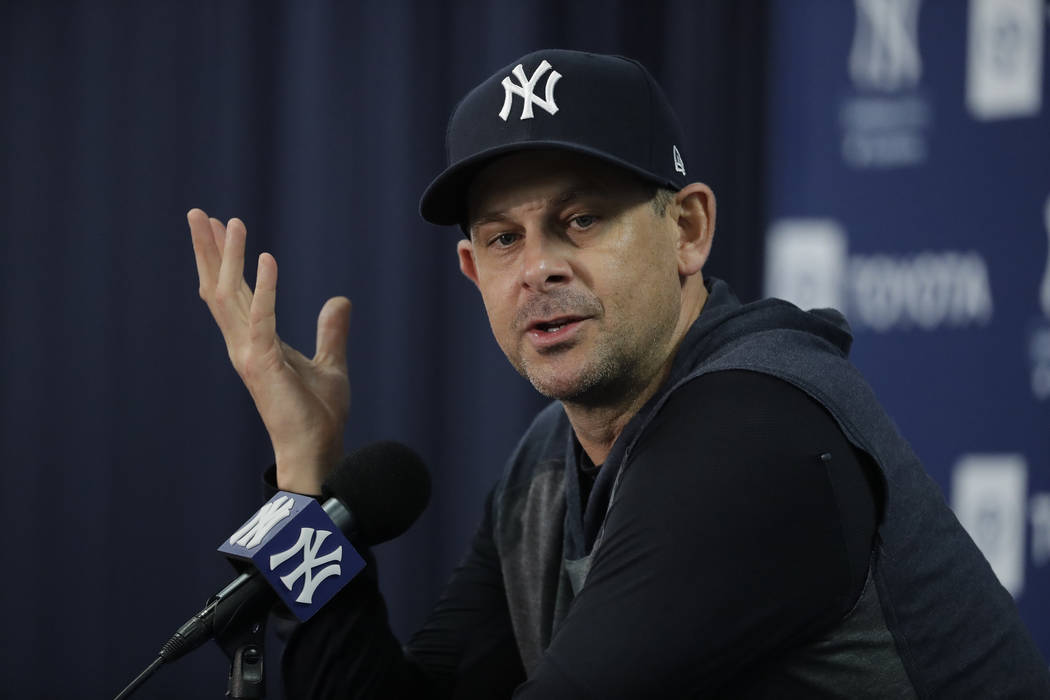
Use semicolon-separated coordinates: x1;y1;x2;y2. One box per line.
418;140;681;228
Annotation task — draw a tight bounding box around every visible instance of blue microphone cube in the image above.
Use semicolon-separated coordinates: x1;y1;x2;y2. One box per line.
219;491;365;621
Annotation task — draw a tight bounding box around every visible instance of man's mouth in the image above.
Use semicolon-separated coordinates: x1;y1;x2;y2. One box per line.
529;316;586;334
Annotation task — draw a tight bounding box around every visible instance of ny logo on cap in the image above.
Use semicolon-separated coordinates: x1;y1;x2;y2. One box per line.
499;60;562;121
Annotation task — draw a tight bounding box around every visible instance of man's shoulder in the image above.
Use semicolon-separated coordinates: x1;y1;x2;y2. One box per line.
678;303;866;421
486;402;572;543
496;401;570;494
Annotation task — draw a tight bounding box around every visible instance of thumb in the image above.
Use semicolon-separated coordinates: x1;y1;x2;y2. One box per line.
315;296;352;367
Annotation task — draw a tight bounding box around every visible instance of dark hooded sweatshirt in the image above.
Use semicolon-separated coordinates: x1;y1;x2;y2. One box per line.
281;279;1050;699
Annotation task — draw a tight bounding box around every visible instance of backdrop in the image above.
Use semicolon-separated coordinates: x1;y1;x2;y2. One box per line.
5;1;1047;698
763;0;1049;661
0;2;766;697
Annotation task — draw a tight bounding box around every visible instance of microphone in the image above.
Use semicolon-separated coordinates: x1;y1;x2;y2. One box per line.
159;441;430;665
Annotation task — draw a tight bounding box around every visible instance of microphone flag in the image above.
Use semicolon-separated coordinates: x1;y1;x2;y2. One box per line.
218;491;365;621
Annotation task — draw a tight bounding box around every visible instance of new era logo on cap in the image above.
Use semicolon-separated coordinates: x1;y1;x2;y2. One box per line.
419;49;693;227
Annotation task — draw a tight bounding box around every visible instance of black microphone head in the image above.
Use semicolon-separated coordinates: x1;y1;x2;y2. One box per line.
322;441;431;545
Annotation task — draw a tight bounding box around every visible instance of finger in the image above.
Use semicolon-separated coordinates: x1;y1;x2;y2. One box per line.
218;217;249;312
212;216;254;300
208;217;226;260
188;208;221;291
250;252;278;350
315;296;352;367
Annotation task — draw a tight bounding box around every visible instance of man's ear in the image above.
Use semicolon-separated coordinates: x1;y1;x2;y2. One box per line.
457;238;480;288
673;182;716;277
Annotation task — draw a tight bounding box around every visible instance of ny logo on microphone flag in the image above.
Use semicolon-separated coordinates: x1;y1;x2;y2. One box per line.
219;491;365;621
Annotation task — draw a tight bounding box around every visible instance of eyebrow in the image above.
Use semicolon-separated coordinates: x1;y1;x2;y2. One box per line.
468;184;606;234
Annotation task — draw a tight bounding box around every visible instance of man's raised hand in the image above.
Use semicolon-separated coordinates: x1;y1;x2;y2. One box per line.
187;208;351;495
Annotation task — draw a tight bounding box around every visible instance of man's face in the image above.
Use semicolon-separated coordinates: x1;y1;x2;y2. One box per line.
458;151;688;405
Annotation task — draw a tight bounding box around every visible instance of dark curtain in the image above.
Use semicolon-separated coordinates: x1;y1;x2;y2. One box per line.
0;1;766;697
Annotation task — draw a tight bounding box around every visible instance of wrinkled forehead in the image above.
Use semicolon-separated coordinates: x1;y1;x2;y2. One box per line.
466;150;648;227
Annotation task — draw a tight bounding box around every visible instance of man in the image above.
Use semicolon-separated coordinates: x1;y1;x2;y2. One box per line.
189;50;1049;697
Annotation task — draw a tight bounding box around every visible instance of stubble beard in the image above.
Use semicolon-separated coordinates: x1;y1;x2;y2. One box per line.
512;291;680;408
519;337;639;405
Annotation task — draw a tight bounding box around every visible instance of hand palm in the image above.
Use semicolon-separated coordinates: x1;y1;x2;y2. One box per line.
188;209;352;494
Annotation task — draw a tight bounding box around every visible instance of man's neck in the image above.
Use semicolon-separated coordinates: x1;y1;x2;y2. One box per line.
563;281;708;465
561;367;672;465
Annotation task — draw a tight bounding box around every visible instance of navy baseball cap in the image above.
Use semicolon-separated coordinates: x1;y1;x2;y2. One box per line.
419;49;691;227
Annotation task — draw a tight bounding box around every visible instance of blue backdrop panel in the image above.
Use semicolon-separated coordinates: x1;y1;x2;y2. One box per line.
764;0;1050;660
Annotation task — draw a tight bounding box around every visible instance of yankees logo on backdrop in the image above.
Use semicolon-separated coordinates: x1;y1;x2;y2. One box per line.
500;60;562;121
850;0;923;91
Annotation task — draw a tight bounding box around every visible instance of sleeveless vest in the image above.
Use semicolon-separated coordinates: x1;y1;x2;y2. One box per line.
491;279;1050;697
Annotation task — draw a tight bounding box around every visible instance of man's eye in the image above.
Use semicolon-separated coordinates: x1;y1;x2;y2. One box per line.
490;232;519;247
569;215;598;229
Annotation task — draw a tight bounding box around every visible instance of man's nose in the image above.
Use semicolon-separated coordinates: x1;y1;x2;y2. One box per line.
521;231;573;291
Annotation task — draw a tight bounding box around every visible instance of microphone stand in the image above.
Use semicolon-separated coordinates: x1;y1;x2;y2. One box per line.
214;609;267;699
210;570;274;699
112;573;274;699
